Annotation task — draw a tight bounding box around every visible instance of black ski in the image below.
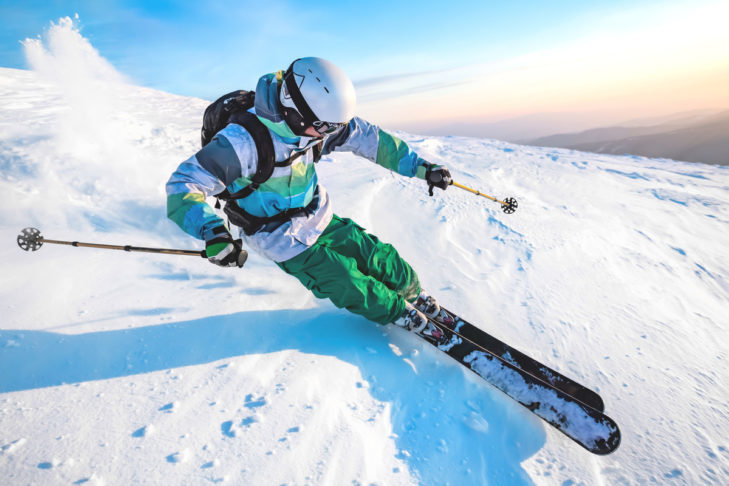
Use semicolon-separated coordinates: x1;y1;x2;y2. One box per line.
435;307;605;412
415;318;621;455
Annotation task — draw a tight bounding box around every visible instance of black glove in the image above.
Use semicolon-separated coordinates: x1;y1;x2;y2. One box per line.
425;165;452;196
204;225;247;268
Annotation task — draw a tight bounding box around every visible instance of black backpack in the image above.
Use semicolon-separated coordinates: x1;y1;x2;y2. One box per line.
200;90;322;234
201;90;257;148
201;90;322;199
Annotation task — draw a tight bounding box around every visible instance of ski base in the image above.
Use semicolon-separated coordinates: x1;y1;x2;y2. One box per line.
415;316;621;455
438;307;605;413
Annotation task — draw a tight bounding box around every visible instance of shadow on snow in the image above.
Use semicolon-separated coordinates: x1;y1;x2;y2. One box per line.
0;309;545;484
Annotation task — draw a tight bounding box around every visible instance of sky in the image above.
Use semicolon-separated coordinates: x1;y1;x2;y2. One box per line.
2;0;728;139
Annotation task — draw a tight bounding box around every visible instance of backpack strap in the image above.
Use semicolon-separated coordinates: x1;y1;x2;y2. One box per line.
217;115;324;202
223;111;276;201
272;140;323;168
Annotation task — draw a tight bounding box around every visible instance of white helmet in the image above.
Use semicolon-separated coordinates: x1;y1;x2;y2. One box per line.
279;57;356;135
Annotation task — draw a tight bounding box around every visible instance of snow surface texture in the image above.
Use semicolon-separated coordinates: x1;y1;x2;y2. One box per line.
461;350;615;451
1;18;729;485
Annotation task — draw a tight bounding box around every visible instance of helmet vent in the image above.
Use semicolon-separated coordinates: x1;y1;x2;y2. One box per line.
287;57;356;125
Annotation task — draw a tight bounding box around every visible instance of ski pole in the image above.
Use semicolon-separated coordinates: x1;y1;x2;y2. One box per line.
450;181;518;214
16;227;248;265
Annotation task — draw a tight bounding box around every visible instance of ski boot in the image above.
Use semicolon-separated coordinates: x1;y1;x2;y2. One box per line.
393;302;446;343
415;291;454;326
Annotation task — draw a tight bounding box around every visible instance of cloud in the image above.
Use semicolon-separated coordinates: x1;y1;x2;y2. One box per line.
357;78;473;103
357;1;729;130
355;66;457;88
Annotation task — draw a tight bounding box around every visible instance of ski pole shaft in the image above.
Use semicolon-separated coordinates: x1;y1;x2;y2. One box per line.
451;181;506;204
450;181;519;214
40;238;205;257
17;227;207;258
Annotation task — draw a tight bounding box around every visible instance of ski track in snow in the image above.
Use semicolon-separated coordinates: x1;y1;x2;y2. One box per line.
2;19;729;486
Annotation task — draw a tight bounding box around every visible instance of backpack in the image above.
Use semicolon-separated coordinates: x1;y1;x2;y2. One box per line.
200;90;323;234
201;90;256;148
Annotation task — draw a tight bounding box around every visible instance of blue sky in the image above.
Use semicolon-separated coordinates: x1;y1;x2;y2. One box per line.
0;0;662;96
2;0;727;138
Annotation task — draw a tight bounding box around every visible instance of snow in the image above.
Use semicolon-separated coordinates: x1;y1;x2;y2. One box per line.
2;18;729;485
462;349;616;452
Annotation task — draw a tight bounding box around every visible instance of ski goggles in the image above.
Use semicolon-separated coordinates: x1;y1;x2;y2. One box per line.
312;119;345;135
281;101;344;136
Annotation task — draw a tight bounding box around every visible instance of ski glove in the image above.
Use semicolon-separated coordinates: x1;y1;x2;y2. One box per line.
425;165;452;196
204;225;247;268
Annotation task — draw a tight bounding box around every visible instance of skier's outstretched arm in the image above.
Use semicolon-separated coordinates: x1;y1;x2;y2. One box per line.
322;117;450;191
166;130;257;240
166;154;227;241
165;133;254;267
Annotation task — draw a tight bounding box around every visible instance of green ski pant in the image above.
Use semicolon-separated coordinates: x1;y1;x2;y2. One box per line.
277;215;421;324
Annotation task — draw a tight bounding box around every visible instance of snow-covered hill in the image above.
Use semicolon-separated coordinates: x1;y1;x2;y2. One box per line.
2;21;729;486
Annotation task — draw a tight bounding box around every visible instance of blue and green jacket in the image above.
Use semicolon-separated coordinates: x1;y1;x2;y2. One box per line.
166;72;431;262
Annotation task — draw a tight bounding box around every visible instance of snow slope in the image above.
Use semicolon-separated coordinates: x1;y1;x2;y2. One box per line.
2;20;729;485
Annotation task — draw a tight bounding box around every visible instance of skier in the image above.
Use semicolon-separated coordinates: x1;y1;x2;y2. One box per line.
166;57;452;336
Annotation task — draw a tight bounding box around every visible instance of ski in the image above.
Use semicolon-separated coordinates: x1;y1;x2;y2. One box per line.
434;307;605;412
416;318;621;455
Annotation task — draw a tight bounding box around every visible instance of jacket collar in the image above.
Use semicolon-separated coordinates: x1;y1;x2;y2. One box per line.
254;71;320;149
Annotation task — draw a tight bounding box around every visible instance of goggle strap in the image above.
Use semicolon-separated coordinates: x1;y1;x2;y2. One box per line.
284;61;318;129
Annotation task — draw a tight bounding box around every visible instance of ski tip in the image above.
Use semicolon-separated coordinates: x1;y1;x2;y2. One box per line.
588;422;621;455
583;392;605;414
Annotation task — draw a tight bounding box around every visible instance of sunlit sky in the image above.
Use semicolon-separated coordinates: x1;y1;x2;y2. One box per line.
2;0;728;138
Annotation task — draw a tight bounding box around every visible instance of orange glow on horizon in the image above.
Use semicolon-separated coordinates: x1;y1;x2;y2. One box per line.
358;1;729;129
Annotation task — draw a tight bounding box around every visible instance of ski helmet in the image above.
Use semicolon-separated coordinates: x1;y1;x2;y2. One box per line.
279;57;356;136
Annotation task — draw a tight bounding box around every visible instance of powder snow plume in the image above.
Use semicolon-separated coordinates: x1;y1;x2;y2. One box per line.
5;16;205;237
22;15;126;86
22;16;131;162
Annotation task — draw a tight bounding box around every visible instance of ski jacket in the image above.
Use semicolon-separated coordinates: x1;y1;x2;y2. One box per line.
166;71;431;262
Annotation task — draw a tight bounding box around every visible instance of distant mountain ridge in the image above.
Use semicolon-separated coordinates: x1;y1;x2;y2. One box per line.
526;110;729;165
